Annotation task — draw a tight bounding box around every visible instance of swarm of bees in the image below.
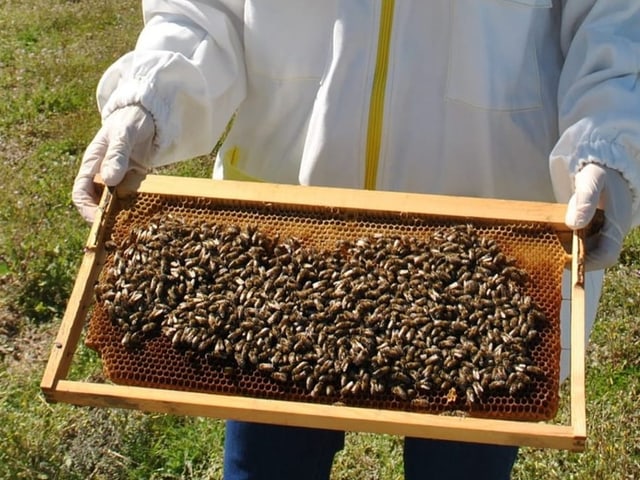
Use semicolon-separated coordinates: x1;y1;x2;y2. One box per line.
95;213;548;406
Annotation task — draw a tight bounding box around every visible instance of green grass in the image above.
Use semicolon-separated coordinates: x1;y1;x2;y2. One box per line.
1;1;639;479
0;0;138;323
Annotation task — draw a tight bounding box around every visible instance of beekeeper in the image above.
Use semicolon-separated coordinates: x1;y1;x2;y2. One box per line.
72;1;640;479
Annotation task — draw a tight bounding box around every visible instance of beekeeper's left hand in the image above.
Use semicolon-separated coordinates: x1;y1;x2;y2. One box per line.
565;163;633;271
72;105;154;223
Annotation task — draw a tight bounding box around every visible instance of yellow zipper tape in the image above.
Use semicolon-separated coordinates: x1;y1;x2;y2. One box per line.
364;0;395;190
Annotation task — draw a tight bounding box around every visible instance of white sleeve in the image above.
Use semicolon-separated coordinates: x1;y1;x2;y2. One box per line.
96;0;246;167
549;1;640;226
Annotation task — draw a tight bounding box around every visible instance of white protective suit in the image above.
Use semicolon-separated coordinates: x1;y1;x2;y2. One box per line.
96;0;640;379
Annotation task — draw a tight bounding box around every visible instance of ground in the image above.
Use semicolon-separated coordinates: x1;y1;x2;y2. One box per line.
0;305;56;375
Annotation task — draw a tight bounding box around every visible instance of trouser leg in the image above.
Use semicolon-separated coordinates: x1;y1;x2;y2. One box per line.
223;420;345;480
403;437;518;480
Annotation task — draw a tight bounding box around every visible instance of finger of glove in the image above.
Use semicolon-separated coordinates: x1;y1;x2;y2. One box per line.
76;203;98;224
603;168;633;236
585;169;633;271
585;220;624;271
100;129;134;187
72;179;99;222
76;128;109;179
129;110;155;164
72;130;110;223
565;164;606;230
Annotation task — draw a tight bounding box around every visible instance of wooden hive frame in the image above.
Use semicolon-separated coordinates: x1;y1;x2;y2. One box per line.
41;174;588;451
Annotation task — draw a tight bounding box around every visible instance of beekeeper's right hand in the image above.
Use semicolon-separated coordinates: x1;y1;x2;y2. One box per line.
72;105;155;223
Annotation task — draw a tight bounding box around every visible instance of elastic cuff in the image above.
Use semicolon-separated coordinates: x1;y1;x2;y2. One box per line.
100;79;179;163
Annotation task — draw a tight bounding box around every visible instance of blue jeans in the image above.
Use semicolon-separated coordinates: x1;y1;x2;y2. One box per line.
223;421;518;480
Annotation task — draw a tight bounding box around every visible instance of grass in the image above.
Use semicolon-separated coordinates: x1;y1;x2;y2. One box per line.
1;1;639;478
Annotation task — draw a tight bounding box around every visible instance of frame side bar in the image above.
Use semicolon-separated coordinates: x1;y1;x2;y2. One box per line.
569;230;587;446
41;189;113;394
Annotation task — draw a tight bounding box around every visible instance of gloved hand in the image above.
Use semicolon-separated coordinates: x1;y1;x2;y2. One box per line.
565;163;632;271
72;105;155;222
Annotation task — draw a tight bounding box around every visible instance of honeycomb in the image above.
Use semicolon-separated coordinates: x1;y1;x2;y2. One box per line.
85;191;567;421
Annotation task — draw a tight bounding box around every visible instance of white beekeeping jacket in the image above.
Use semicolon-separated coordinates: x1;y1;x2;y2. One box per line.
96;0;640;379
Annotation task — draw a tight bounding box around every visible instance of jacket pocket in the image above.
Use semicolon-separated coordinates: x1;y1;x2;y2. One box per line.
446;0;552;111
244;0;335;78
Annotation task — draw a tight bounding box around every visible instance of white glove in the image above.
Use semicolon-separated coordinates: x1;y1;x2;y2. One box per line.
565;163;632;271
72;105;155;222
